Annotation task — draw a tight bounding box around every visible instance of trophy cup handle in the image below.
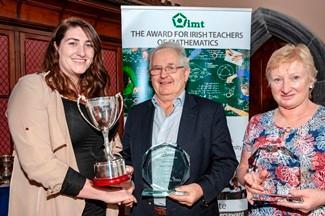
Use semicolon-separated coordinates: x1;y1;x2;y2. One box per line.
77;95;100;131
110;92;124;129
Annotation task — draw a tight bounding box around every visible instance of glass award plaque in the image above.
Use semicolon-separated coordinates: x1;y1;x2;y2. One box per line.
248;145;301;202
142;143;190;197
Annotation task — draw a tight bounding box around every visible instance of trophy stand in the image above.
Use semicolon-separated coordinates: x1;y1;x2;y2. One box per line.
77;93;129;187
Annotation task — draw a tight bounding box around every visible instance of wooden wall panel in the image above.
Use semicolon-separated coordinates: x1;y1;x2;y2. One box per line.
96;20;121;39
0;0;122;40
0;31;13;155
20;33;50;75
0;0;17;19
19;4;60;26
102;44;123;95
250;37;286;117
103;49;118;95
0;34;10;96
0;99;10;155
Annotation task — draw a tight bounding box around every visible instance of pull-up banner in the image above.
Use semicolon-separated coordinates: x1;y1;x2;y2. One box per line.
121;6;251;215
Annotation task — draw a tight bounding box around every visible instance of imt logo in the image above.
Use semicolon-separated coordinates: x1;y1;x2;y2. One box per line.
172;13;205;28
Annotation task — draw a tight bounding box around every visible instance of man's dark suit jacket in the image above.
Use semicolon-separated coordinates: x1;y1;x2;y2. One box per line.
122;93;238;216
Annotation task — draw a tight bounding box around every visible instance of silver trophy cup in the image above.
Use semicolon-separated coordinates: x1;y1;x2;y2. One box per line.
77;93;129;186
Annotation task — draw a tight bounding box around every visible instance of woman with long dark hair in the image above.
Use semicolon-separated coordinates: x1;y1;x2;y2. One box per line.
7;17;135;216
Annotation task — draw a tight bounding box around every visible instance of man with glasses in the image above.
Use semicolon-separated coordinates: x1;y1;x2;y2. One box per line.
122;42;238;216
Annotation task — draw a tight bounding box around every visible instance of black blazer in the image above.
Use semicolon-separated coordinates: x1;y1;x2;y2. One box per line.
122;93;238;216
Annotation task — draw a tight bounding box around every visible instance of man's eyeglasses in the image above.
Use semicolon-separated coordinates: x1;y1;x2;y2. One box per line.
150;65;185;76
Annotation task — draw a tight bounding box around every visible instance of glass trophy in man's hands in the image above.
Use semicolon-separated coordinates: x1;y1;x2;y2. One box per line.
142;143;190;197
77;93;130;186
248;145;301;202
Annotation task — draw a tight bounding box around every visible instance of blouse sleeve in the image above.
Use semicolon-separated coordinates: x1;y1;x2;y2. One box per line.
60;168;86;196
242;114;260;153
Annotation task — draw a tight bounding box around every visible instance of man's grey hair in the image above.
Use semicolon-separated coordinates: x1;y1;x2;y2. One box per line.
149;41;189;68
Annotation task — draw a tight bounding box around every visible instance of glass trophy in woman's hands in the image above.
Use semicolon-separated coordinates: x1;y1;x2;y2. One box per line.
248;145;301;202
77;93;130;186
142;143;190;197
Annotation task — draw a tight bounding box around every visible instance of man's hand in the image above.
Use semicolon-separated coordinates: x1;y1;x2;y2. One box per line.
168;183;203;206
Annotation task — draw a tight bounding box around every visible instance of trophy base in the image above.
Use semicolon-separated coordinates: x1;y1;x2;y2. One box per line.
93;174;130;187
142;188;188;197
252;193;303;203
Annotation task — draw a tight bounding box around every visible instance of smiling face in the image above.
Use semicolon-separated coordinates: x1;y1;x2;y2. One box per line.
150;48;190;103
55;26;94;84
269;60;313;110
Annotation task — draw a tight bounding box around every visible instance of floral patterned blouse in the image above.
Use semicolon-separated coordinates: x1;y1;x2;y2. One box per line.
243;106;325;216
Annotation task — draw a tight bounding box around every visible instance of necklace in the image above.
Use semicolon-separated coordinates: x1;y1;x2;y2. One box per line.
284;127;291;133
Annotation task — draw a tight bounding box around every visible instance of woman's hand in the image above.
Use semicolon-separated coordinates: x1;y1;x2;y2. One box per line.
77;175;137;206
102;187;137;205
111;165;136;207
116;180;136;207
243;169;268;204
277;189;325;213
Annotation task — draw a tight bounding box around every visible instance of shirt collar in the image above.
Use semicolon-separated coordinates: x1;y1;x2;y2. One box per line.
151;90;185;108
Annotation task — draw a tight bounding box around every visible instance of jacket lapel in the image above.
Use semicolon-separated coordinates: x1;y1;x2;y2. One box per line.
177;93;198;152
45;86;68;152
140;101;155;155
